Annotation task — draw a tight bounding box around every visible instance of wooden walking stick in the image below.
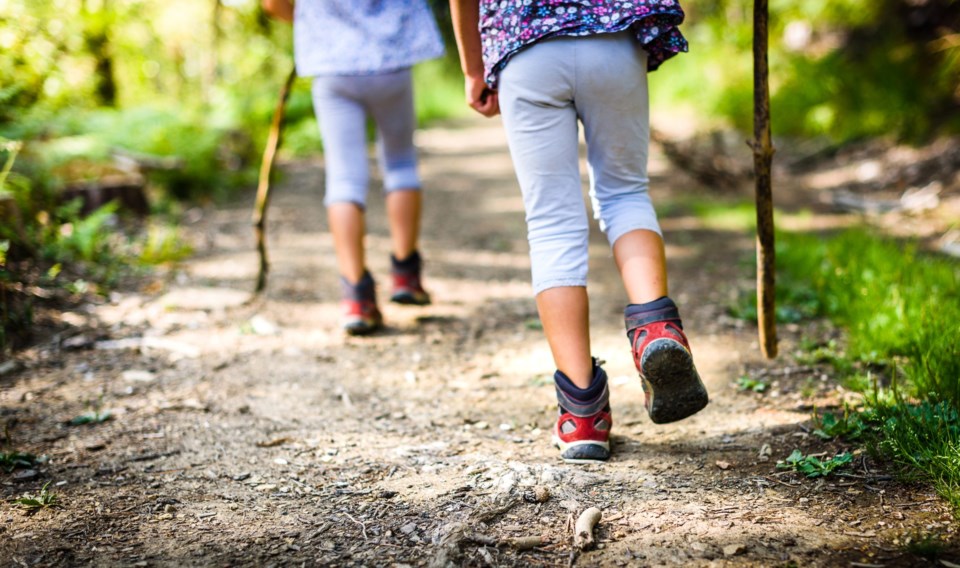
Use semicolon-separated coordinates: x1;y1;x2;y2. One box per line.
751;0;778;358
252;66;297;294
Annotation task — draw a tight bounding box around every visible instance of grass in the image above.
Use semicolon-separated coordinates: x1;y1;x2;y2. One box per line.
777;229;960;407
693;199;960;506
774;227;960;507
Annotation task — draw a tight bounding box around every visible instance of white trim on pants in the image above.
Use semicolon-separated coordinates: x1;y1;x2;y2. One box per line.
498;31;661;295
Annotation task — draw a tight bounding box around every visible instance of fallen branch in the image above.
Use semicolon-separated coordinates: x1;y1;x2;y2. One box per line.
573;507;602;551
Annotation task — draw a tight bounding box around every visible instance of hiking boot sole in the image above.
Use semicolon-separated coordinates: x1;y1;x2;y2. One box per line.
390;292;431;306
552;435;610;463
343;319;383;336
641;339;709;424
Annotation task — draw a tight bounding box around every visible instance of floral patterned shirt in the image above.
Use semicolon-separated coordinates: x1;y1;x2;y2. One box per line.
479;0;688;88
294;0;445;77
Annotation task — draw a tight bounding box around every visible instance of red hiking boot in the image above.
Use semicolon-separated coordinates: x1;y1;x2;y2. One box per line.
390;251;431;306
628;305;708;424
340;272;383;336
552;363;612;463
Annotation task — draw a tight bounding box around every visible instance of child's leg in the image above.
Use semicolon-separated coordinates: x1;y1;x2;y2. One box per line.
359;69;431;305
536;287;592;388
613;229;668;304
327;203;366;284
312;77;373;284
574;32;708;423
364;68;422;261
498;40;594;388
573;32;665;301
312;76;382;334
386;190;421;262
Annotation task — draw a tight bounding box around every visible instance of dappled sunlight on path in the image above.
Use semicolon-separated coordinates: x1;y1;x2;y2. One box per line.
2;119;954;567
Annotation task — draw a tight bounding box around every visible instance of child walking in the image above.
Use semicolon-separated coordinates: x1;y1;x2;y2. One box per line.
262;0;444;335
449;0;709;462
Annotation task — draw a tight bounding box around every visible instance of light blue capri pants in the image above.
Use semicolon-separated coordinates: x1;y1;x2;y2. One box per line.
498;31;661;295
311;68;421;207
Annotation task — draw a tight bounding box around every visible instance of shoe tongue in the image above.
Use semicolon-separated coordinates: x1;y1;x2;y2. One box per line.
340;272;376;302
624;297;682;336
391;250;421;273
554;365;609;417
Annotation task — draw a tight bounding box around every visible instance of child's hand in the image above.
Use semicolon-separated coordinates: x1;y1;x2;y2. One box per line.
465;73;499;117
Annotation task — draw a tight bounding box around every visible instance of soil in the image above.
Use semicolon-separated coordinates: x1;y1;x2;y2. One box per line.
2;118;958;567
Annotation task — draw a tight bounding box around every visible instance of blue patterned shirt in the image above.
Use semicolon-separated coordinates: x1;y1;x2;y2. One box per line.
480;0;688;88
294;0;445;77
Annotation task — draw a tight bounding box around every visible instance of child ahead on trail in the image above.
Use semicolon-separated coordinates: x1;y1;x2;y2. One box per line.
262;0;444;335
449;0;709;462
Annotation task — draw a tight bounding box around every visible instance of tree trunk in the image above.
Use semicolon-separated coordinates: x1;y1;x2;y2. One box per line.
81;0;118;106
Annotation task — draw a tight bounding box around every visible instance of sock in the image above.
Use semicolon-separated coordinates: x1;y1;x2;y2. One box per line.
554;360;609;415
391;250;421;273
625;296;681;344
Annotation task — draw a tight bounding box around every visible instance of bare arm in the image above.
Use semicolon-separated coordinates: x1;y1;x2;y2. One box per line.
262;0;293;23
449;0;499;117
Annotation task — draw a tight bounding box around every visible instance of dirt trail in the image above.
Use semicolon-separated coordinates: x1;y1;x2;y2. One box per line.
1;119;956;567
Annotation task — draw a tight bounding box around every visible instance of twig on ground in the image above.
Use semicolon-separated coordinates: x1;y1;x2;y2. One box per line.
504;536;547;551
343;512;368;542
573;507;602;551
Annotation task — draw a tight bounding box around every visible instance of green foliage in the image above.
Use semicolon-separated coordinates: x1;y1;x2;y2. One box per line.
50;200;118;263
779;227;960;509
69;411;111;426
903;531;948;559
524;318;544;331
413;58;469;126
870;398;960;508
14;482;59;512
812;406;868;441
778;229;960;407
655;0;960;141
777;449;854;478
793;338;855;375
138;224;193;265
70;398;112;425
736;375;769;393
0;135;195;350
0;451;37;473
728;285;821;324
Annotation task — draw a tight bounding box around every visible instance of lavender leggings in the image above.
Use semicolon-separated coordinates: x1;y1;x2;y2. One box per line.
498;31;660;294
311;68;421;208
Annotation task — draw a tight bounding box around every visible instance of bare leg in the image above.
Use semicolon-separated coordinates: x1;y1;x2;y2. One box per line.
386;189;421;260
613;229;668;304
328;202;366;283
536;286;593;389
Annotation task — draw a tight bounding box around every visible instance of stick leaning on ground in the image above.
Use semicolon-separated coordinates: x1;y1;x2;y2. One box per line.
252;66;297;294
751;0;778;358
